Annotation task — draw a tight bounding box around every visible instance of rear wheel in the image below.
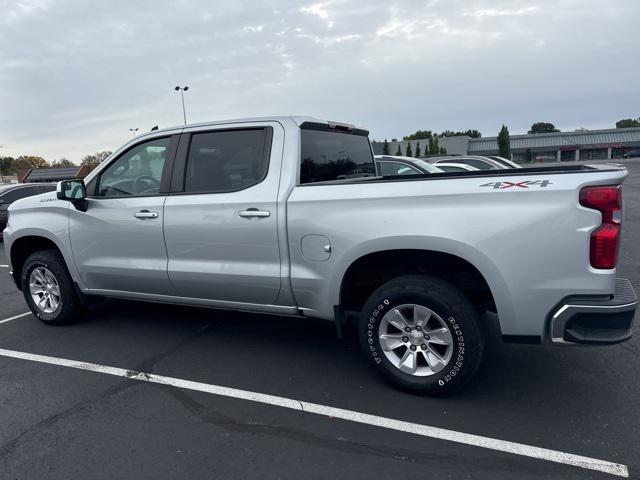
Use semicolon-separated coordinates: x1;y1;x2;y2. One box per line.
359;275;484;396
21;249;83;325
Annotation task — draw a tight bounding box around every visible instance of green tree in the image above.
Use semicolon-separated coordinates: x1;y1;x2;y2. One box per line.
403;130;433;140
440;129;482;138
405;142;413;157
395;143;402;156
382;139;389;155
439;147;447;154
498;125;511;159
0;156;16;175
528;122;560;134
51;158;75;167
80;151;112;167
616;118;640;128
14;156;48;170
428;136;440;154
415;141;421;158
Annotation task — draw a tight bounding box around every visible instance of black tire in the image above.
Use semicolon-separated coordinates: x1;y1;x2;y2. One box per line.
359;274;484;396
21;249;83;325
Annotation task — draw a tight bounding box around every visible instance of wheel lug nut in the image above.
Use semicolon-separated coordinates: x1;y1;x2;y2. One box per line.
410;345;417;351
415;325;422;331
402;336;409;343
421;344;427;350
404;327;411;333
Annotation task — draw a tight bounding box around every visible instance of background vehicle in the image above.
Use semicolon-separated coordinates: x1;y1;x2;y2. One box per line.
3;117;636;396
0;183;56;240
427;155;515;170
374;155;444;175
623;149;640;158
432;163;480;173
487;156;522;169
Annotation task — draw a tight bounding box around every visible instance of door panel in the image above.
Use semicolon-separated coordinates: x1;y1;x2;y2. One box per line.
69;197;174;294
164;122;284;305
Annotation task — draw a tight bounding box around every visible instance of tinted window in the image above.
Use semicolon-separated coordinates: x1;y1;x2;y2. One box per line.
377;161;421;176
97;137;170;197
449;159;494;170
300;129;374;184
184;129;269;193
0;186;37;203
438;165;466;172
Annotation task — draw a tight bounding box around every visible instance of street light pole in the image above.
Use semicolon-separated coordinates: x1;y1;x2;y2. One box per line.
174;86;189;125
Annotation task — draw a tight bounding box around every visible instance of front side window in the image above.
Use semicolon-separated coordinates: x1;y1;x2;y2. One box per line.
184;129;270;193
300;129;375;184
97;137;170;197
1;186;37;203
378;161;421;176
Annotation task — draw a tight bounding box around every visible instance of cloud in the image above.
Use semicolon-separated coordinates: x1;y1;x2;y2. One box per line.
0;0;638;161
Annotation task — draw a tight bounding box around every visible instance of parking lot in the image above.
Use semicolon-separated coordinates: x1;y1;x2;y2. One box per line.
0;161;638;479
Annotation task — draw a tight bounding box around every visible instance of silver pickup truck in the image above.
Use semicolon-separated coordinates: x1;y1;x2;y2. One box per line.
3;116;637;395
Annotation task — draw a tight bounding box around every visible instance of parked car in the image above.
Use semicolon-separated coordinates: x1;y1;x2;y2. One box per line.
433;163;480;173
0;183;56;240
487;156;522;169
623;149;640;159
374;155;444;175
3;116;637;396
427;155;513;170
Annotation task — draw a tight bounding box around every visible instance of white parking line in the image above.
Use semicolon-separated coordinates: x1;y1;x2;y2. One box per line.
0;312;31;325
0;348;629;477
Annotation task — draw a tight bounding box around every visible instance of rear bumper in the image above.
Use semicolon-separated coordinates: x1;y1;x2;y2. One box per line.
549;278;637;345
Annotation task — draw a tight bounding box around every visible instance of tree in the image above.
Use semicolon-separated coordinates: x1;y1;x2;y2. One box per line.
616;118;640;128
51;158;75;167
80;151;112;167
528;122;560;134
382;139;390;155
14;156;48;170
428;136;440;155
440;129;482;138
439;147;447;154
498;125;511;159
415;141;421;158
395;143;402;156
403;130;433;140
0;156;16;175
405;142;413;158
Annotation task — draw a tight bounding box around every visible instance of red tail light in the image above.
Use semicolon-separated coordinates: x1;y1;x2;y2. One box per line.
579;185;622;269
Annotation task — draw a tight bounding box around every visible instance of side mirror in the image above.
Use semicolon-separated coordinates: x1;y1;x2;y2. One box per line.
57;180;88;211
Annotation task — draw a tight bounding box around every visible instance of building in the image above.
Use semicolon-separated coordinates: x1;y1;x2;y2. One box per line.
18;165;93;183
373;127;640;162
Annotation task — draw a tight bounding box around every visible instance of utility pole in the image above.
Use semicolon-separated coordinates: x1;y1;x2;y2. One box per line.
174;86;189;125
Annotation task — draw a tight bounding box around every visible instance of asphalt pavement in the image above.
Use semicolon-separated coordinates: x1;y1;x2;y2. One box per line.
0;161;639;479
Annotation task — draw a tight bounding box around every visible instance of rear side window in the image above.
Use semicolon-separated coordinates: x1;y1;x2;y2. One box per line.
184;128;270;193
456;159;494;170
300;129;375;184
377;161;421;176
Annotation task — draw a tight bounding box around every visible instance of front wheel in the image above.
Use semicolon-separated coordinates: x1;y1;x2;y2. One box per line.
359;275;484;396
21;249;83;325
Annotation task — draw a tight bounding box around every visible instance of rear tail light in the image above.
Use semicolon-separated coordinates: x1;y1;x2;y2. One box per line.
579;185;622;269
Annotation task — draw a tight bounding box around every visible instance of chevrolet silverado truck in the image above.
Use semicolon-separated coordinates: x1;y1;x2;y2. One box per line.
3;116;638;395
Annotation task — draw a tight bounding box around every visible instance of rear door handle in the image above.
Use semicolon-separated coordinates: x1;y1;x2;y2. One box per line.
239;208;270;218
134;210;158;219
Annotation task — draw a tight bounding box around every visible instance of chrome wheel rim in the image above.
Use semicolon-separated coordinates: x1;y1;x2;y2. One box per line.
29;267;61;314
378;304;453;377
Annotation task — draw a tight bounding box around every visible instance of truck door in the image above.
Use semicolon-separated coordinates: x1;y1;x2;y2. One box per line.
69;135;179;295
163;122;283;305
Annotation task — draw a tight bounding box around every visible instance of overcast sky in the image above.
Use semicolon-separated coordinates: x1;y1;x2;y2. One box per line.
1;0;639;162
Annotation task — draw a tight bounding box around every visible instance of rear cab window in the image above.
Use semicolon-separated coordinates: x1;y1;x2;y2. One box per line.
300;123;375;184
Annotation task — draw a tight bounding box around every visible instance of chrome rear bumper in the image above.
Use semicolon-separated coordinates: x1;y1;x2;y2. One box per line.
549;278;637;345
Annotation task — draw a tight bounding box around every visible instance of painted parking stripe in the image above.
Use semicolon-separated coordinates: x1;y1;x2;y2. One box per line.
0;348;628;477
0;312;31;325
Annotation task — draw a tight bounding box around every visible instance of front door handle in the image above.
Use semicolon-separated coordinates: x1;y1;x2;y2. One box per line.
239;208;270;218
134;210;158;219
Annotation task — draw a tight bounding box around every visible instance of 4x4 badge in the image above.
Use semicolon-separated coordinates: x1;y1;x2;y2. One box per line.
480;180;552;189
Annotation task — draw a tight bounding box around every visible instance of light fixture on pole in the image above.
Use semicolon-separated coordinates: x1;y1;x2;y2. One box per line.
129;128;139;138
174;86;189;125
